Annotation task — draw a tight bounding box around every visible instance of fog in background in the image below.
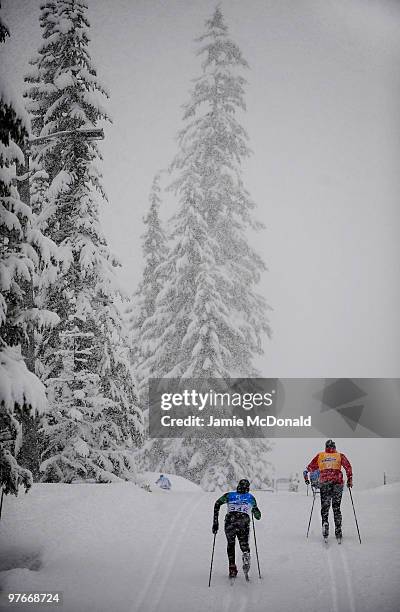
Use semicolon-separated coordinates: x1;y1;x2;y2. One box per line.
2;0;399;488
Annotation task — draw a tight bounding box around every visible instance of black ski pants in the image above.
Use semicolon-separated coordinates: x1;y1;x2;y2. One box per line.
320;482;343;533
224;511;250;565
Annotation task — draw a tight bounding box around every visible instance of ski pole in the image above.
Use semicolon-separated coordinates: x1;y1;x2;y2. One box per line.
208;533;216;587
251;513;262;579
306;489;316;538
349;488;362;544
0;488;4;521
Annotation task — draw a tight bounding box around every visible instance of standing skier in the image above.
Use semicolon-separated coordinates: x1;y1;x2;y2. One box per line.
304;440;352;542
212;479;261;579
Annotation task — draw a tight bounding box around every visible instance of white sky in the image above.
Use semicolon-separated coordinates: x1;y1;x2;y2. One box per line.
2;0;399;487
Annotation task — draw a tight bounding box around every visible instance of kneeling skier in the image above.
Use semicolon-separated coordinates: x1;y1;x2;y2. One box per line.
212;479;261;579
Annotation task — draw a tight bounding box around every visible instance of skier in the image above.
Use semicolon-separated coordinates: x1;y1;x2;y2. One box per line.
155;474;171;490
304;440;352;542
303;468;320;494
212;479;261;580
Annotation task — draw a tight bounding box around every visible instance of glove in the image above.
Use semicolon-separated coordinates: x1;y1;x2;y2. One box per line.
304;477;310;486
212;521;219;534
252;507;261;520
347;478;353;488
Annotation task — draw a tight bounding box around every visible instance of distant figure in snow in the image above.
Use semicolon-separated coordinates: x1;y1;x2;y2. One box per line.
155;474;171;490
212;479;261;579
289;472;300;492
304;440;352;542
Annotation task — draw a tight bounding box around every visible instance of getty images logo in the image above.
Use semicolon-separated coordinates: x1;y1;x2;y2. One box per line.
314;379;367;432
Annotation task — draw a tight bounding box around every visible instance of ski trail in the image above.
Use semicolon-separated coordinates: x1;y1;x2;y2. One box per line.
220;579;247;612
236;588;249;612
220;579;234;612
219;555;257;612
325;544;339;612
339;546;356;612
134;495;194;612
244;576;262;612
325;538;357;612
151;498;199;612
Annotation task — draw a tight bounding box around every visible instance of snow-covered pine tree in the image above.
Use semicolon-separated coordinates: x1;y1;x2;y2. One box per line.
6;2;63;479
0;10;50;494
24;0;66;389
127;173;168;409
41;321;139;483
139;7;272;490
24;0;142;482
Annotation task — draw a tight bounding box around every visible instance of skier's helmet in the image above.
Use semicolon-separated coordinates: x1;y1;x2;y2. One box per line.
237;479;250;493
325;439;336;450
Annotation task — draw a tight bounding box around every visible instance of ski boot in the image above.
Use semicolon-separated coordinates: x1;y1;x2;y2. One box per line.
242;552;251;581
322;521;329;543
229;564;238;581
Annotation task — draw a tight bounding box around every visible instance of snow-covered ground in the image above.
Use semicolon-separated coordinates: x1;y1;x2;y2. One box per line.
1;479;399;612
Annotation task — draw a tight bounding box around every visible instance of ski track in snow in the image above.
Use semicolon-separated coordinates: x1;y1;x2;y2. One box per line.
150;498;199;612
133;494;194;612
325;538;357;612
325;542;339;612
339;546;356;612
219;577;248;612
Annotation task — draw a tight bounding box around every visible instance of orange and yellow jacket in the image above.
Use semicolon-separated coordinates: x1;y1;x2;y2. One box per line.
307;448;352;485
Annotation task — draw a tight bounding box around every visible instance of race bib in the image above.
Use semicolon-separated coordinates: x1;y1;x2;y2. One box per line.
226;492;254;515
318;452;342;471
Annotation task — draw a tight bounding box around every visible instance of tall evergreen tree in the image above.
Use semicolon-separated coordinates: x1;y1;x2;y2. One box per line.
127;173;168;408
139;8;272;490
142;7;270;380
24;0;142;482
0;9;51;494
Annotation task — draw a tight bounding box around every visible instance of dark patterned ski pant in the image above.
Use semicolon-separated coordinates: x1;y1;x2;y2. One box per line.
224;511;250;565
320;483;343;534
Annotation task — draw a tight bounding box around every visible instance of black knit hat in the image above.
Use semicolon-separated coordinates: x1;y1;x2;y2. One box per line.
237;479;250;493
325;439;336;449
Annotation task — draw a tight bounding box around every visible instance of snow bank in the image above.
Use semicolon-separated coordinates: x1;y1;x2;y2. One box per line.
358;482;400;497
